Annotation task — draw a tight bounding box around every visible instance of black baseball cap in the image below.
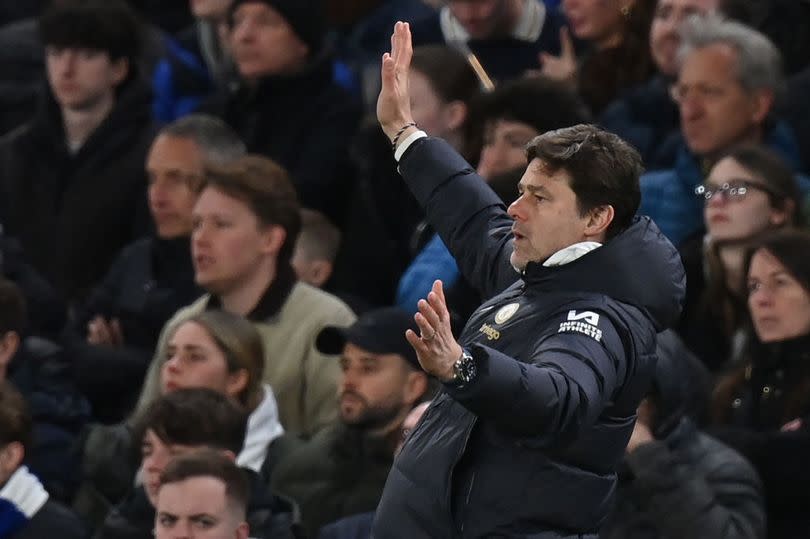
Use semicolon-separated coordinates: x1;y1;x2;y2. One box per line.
315;307;420;369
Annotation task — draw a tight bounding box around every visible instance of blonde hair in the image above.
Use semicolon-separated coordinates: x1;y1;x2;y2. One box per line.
176;310;265;411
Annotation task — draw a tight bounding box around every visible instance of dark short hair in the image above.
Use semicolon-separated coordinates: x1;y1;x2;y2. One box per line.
203;155;302;267
526;124;644;239
158;449;249;519
133;389;248;457
411;45;481;105
470;76;590;137
39;0;142;65
0;382;32;453
716;144;802;226
0;278;27;336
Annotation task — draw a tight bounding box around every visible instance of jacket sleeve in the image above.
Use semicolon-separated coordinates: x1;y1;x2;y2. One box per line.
624;437;766;539
446;309;627;443
398;137;519;299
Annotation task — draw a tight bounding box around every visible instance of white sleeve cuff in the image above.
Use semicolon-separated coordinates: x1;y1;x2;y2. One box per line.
394;130;428;162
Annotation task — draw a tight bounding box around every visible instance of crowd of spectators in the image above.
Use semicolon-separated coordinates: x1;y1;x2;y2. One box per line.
0;0;809;537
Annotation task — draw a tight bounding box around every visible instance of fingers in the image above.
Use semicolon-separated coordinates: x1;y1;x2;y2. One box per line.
560;26;575;59
391;21;412;73
428;280;450;320
87;317;111;345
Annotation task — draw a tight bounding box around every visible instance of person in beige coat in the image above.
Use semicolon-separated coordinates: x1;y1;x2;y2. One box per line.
135;154;355;437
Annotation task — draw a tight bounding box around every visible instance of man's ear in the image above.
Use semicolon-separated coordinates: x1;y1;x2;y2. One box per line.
0;332;20;370
750;89;774;126
307;259;334;288
443;101;468;132
260;225;287;257
235;521;250;539
110;57;129;87
403;371;429;407
584;205;615;239
0;442;25;479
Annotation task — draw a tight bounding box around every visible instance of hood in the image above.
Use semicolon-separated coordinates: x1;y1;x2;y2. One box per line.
651;330;712;438
523;216;686;331
237;385;284;472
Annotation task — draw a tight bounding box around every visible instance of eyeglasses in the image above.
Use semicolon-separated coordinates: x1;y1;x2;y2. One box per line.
694;180;773;202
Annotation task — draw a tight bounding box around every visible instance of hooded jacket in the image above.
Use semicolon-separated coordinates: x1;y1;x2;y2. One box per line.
372;137;685;538
0;77;155;303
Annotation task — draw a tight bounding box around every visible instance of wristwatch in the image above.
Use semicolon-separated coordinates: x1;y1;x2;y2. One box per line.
449;349;477;388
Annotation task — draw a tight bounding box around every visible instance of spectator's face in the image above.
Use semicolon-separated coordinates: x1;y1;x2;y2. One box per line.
449;0;514;40
155;477;248;539
674;44;772;157
338;343;418;431
147;135;205;239
748;249;810;342
161;321;247;399
191;187;277;295
507;159;593;270
190;0;233;20
409;70;457;140
703;157;788;243
477;119;538;181
230;2;308;80
649;0;718;76
45;47;127;111
562;0;627;44
141;431;204;506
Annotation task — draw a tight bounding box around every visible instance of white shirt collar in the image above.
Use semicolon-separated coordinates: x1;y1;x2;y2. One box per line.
542;241;603;267
439;0;546;44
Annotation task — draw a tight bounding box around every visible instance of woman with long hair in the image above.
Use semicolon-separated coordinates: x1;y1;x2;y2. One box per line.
710;229;810;539
678;145;802;371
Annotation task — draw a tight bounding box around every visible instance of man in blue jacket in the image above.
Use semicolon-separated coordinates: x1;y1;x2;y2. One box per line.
372;22;686;538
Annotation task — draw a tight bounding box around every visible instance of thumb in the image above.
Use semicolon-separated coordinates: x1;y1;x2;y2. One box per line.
560;26;575;59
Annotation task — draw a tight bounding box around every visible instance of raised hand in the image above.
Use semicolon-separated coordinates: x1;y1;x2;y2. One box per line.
377;21;417;144
405;280;463;382
538;27;577;84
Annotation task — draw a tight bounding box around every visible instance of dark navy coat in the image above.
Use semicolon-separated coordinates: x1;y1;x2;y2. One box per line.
372;138;685;538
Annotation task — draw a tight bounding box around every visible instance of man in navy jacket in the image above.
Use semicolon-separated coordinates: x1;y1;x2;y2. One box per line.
372;22;686;538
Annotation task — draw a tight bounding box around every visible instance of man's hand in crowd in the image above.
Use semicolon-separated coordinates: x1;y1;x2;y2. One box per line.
87;316;124;347
405;280;463;383
377;21;419;147
536;26;577;85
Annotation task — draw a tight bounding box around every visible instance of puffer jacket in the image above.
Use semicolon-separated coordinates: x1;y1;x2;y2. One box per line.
372;137;685;538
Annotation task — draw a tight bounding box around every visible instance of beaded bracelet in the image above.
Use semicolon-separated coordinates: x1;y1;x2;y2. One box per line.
391;122;418;150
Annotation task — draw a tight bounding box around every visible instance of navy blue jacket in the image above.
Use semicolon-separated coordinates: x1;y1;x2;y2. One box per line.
372;138;685;538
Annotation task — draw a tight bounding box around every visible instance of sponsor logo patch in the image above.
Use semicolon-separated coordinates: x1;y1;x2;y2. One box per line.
558;310;602;341
494;303;520;324
479;323;501;341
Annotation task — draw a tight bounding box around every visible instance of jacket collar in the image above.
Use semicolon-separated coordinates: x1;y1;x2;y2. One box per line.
207;262;296;322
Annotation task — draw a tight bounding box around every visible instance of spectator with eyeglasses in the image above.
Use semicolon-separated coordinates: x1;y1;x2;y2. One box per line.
637;13;810;248
708;229;810;539
677;144;803;372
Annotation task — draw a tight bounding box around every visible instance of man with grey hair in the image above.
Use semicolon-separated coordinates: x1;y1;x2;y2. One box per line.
637;13;810;247
600;0;721;167
65;113;246;422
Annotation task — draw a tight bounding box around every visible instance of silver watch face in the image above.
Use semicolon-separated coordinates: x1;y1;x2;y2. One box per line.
455;353;477;384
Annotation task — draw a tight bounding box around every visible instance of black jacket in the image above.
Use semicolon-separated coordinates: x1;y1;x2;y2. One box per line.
601;330;765;539
373;138;685;538
710;334;810;539
202;51;360;224
95;470;300;539
0;77;155;303
11;500;87;539
10;337;91;503
65;236;200;422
